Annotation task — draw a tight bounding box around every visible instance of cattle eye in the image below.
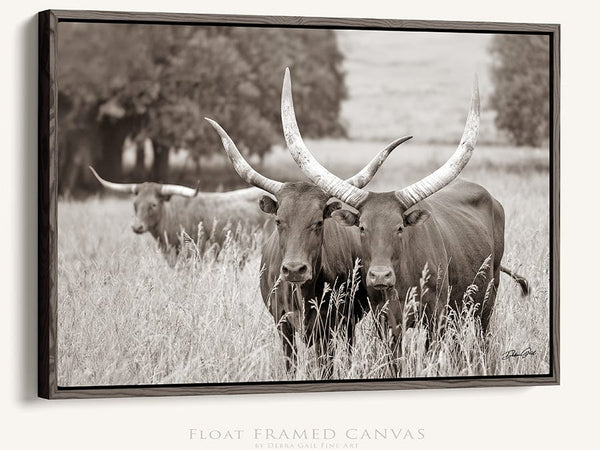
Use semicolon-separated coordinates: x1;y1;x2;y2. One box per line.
275;219;281;226
359;225;365;234
397;225;404;233
314;220;323;229
151;203;157;209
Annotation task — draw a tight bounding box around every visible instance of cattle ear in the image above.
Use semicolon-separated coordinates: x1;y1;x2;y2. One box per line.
259;195;278;215
331;209;359;227
323;201;342;219
403;209;430;227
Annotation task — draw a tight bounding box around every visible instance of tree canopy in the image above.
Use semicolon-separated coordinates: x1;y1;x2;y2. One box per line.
57;23;346;193
489;35;550;147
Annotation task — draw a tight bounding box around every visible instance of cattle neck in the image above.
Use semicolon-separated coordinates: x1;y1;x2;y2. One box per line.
148;200;171;247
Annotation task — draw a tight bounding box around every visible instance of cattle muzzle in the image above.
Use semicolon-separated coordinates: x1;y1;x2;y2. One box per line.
367;266;396;290
131;223;146;234
281;261;312;284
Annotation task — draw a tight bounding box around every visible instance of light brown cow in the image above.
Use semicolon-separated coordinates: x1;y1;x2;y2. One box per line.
90;167;270;259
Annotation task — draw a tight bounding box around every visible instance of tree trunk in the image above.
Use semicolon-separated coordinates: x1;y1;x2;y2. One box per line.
151;142;170;183
97;118;130;182
133;139;147;179
60;126;101;195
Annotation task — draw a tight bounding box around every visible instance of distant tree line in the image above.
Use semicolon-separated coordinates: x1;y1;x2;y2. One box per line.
489;35;550;147
57;23;346;195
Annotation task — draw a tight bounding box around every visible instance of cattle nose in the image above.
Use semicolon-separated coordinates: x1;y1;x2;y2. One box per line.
281;261;310;282
131;223;145;234
367;266;396;290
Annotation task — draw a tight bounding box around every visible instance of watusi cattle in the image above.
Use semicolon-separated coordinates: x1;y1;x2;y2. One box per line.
281;68;528;353
89;167;271;260
206;115;411;369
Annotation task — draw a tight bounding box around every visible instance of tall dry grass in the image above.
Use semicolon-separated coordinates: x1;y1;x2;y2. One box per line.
57;142;549;386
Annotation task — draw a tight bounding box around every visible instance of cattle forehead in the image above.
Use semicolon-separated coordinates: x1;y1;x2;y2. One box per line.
277;182;329;213
361;192;405;219
135;183;162;197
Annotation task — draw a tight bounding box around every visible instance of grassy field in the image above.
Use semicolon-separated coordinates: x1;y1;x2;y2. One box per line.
336;31;504;144
57;141;550;386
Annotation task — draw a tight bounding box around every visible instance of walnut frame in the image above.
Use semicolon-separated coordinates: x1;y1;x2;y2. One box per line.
38;9;560;399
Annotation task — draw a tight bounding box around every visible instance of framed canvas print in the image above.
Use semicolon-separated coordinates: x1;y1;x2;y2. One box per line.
38;10;560;399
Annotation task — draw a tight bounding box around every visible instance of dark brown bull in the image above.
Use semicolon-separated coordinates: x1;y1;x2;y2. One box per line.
206;116;411;369
89;167;270;259
281;68;528;352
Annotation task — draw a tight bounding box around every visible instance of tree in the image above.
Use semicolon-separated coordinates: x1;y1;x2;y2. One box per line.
489;35;550;147
57;23;150;188
57;23;346;193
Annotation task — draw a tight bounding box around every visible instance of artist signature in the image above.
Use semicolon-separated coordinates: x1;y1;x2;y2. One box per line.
502;346;536;361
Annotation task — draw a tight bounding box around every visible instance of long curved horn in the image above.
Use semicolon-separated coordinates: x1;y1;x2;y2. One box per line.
205;118;284;195
394;76;480;209
281;68;368;208
346;136;413;188
159;183;199;198
89;166;139;194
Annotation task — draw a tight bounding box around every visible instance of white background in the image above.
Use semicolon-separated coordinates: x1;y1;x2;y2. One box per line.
2;1;597;448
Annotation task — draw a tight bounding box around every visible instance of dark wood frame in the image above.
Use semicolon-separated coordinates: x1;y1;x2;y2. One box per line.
38;9;560;399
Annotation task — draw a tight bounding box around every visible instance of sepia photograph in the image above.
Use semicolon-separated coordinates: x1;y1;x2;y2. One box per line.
42;14;557;394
